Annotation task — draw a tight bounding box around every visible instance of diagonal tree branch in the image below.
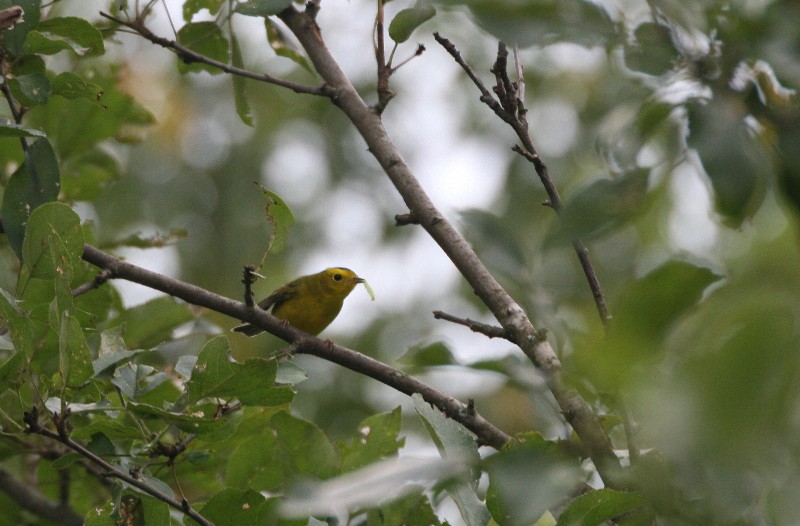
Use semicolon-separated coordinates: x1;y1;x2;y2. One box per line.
276;7;620;483
23;407;212;526
80;244;512;449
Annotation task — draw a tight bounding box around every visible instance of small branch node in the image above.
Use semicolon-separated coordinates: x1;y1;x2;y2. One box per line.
389;43;426;75
241;265;257;307
305;0;321;19
394;212;419;226
466;398;476;417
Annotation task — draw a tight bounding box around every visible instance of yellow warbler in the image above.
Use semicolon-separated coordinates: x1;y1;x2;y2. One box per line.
233;267;364;336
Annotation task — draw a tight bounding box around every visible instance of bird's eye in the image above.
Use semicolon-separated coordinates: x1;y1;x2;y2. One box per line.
333;273;343;281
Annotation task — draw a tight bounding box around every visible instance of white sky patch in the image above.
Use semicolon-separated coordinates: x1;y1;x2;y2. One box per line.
529;99;580;157
668;162;718;254
263;122;330;206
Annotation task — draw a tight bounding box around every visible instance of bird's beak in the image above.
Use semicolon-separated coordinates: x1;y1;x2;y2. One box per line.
353;276;365;284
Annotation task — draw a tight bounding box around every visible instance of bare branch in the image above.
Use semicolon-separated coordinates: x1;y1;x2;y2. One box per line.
436;34;613;327
433;310;512;341
71;269;113;298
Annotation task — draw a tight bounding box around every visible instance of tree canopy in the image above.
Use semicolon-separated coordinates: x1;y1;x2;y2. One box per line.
1;0;799;525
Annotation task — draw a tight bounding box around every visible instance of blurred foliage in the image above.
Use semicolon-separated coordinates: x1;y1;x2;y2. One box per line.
1;0;800;524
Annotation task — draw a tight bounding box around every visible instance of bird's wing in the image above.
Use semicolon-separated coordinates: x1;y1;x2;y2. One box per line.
258;280;300;312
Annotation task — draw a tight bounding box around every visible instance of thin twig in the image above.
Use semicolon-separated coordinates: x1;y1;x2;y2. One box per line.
98;11;332;97
373;0;395;113
241;265;256;307
24;407;213;526
433;310;513;341
0;63;29;151
436;34;613;326
71;269;113;298
389;44;426;75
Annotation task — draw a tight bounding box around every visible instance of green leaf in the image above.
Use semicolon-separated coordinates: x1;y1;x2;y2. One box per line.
611;260;722;349
264;18;314;73
486;433;581;526
71;418;148;441
460;209;527;283
91;326;144;377
57;312;93;387
84;501;115;526
0;347;28;389
24;74;156;156
412;393;479;464
176;22;229;75
412;393;488;526
465;0;618;49
371;492;443;526
397;341;457;369
0;287;36;365
183;0;225;21
22;202;83;279
340;406;405;472
104;296;193;349
51;71;104;102
111;362;168;399
271;410;339;479
226;433;283;490
389;6;436;43
624;22;677;76
556;489;648;526
61;148;120;201
0;118;46;138
231;33;254;127
186;336;294;406
129;401;241;437
234;0;293;17
139;497;170;526
24;17;105;56
199;488;267;526
548;169;650;246
15;72;51;105
688;97;769;226
1;138;61;258
256;185;295;265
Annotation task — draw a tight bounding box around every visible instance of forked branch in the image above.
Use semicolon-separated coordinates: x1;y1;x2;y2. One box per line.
434;33;612;326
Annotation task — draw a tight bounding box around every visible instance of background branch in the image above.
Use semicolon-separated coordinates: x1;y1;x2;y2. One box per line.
0;468;83;526
435;34;612;326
